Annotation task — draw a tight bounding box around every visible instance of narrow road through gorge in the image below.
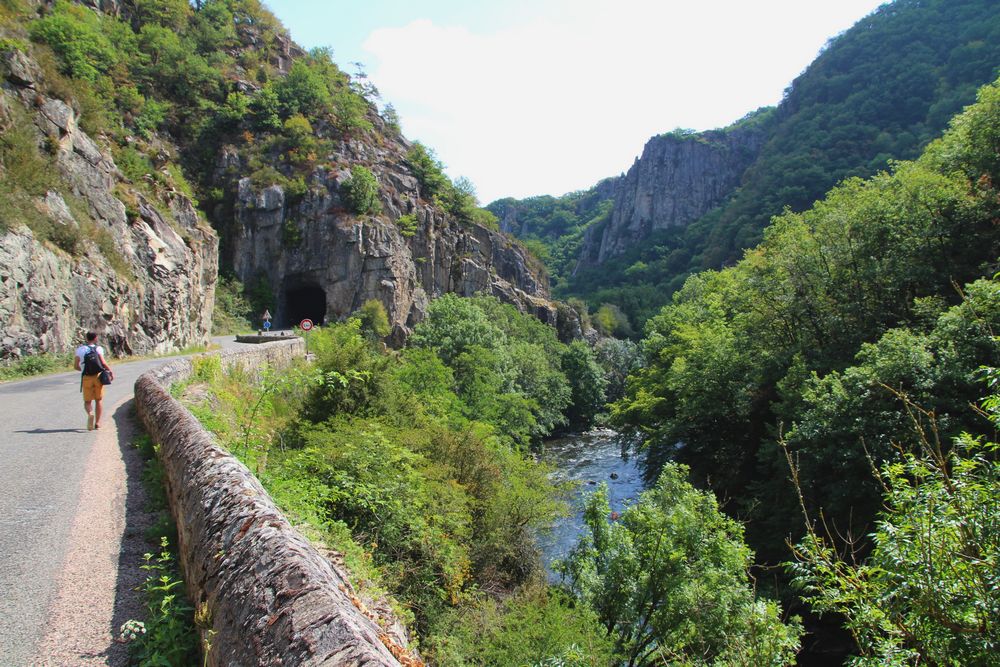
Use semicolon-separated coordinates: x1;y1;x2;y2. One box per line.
0;336;251;666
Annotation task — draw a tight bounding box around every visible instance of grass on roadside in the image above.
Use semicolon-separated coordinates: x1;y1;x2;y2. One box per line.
0;343;218;384
0;353;74;382
173;356;409;627
121;433;200;667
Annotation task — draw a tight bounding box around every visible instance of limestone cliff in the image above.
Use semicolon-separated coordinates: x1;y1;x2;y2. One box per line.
576;126;768;268
205;81;553;339
225;133;555;341
0;47;218;359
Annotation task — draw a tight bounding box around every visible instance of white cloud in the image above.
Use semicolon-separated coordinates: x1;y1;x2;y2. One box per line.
363;0;885;202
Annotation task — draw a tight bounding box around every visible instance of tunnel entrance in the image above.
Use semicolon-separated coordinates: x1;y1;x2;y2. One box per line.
283;284;327;327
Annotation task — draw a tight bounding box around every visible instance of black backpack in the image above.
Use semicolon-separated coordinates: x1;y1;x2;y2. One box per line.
82;344;104;376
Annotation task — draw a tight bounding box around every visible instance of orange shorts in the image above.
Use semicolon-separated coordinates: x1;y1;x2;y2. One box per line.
82;374;105;402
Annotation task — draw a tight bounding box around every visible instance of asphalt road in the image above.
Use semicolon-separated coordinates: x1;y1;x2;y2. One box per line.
0;335;250;665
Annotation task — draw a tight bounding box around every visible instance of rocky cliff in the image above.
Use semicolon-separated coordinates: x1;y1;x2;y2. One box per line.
229;167;554;342
0;46;218;359
210;98;553;341
576;126;768;268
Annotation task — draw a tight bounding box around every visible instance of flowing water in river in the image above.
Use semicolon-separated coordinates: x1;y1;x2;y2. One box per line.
537;428;646;579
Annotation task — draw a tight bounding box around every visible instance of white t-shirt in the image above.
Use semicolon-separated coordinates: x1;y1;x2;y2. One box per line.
76;344;105;368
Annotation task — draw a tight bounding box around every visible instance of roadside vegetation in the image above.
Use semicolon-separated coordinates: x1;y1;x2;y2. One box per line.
0;352;74;382
121;433;200;666
0;343;212;384
177;295;798;664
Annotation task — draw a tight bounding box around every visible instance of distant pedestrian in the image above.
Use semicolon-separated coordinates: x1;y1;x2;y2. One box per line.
74;332;113;430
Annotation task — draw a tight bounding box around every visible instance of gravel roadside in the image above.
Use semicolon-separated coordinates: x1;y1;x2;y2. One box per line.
0;336;249;665
32;397;153;666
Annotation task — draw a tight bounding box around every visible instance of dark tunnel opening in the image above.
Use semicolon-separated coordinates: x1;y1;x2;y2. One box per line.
283;284;327;327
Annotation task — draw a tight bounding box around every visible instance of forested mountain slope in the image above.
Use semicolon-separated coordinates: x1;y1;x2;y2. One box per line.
494;0;1000;330
617;73;1000;565
610;73;1000;661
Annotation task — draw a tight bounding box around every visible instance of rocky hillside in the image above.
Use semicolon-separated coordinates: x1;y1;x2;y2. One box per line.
0;42;217;359
576;118;772;267
0;0;553;358
224;124;554;343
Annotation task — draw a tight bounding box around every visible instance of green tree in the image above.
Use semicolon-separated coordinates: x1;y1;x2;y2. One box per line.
561;465;801;666
593;337;642;402
406;142;450;200
410;294;507;366
593;303;632;338
355;298;391;340
768;278;1000;548
788;381;1000;666
250;85;282;131
29;2;119;83
508;340;571;437
333;87;372;134
341;165;381;215
131;0;191;31
274;60;331;118
560;341;608;429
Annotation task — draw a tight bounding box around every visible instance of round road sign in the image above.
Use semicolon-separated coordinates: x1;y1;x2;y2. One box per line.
300;318;314;331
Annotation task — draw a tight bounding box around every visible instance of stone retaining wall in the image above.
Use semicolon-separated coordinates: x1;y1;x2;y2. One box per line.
134;338;405;666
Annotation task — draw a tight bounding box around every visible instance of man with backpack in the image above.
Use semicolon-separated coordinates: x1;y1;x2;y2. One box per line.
74;331;113;431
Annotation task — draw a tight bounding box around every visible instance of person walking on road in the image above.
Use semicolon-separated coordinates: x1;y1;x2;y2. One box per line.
74;331;113;430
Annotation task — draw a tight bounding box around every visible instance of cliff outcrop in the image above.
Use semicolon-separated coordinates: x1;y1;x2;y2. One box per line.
576;126;768;268
220;129;553;343
0;46;218;359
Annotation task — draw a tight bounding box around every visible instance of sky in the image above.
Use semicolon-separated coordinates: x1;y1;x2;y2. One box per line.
268;0;888;204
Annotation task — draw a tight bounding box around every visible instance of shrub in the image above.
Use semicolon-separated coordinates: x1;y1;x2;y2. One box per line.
426;587;616;666
395;213;418;237
212;275;254;334
355;299;390;339
28;2;119;83
114;145;154;183
341;165;381;215
0;352;73;381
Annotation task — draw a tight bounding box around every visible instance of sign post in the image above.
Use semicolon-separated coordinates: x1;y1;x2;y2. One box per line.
299;319;314;356
262;309;272;333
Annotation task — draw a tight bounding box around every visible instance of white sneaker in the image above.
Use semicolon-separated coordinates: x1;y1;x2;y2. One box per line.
87;414;95;431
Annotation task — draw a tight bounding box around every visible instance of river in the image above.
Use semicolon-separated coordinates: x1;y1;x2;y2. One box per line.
537;428;646;578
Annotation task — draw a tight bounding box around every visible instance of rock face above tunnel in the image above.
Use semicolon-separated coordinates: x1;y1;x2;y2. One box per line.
225;141;555;341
